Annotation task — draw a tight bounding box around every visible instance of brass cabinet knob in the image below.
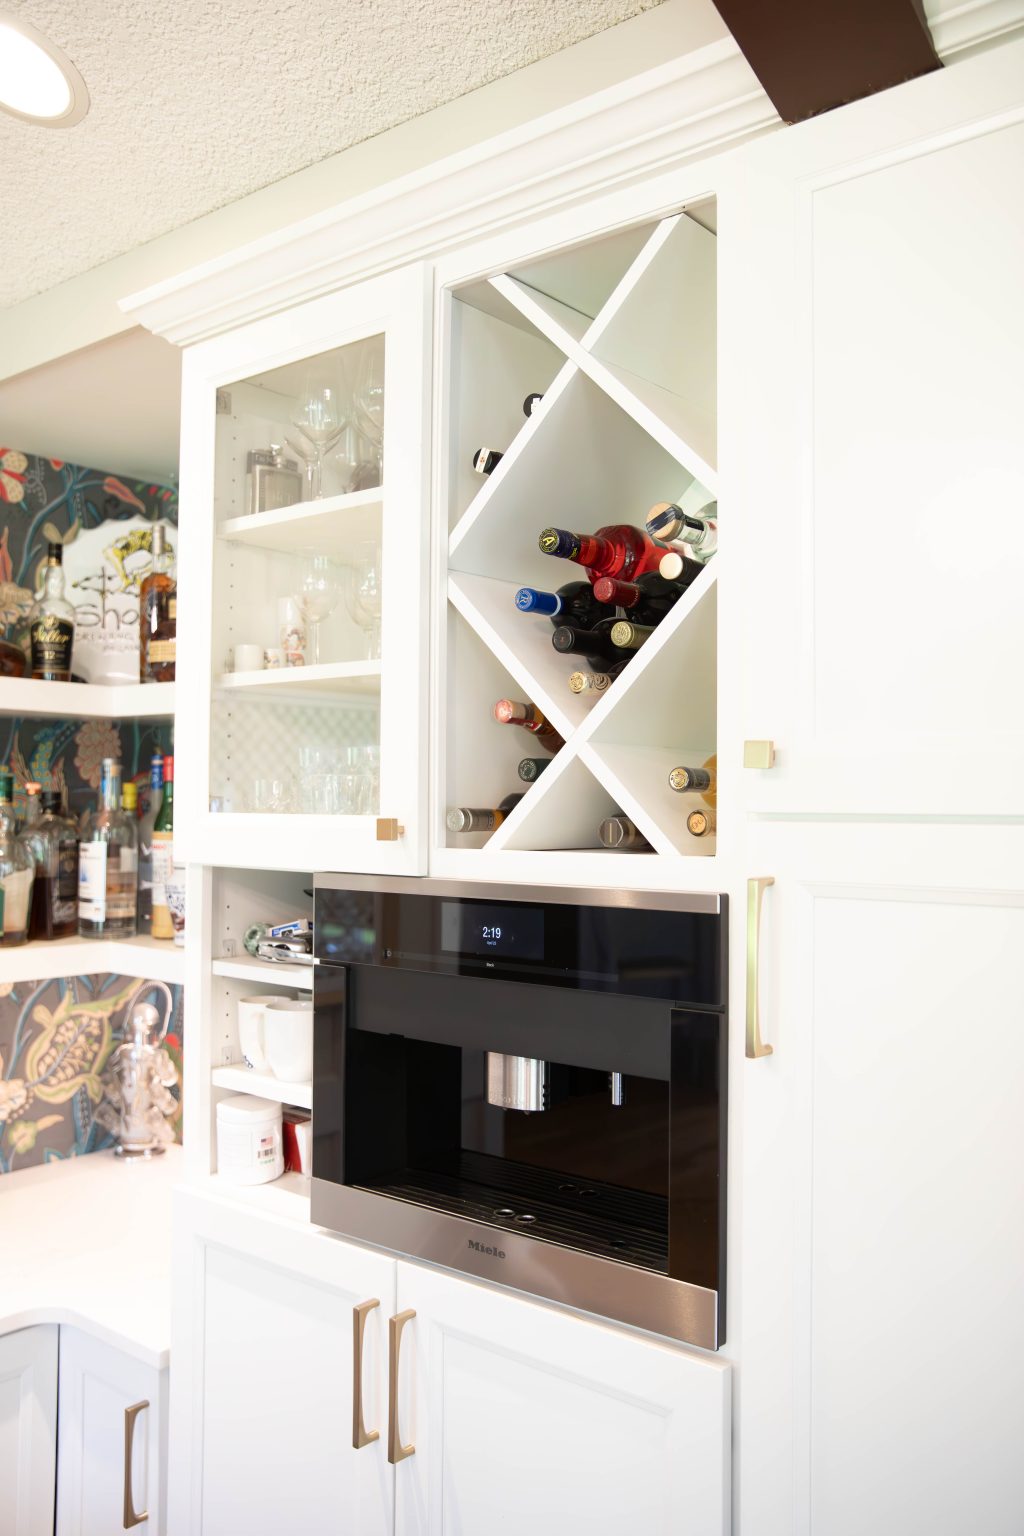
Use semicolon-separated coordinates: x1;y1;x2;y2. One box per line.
743;740;776;769
376;818;405;842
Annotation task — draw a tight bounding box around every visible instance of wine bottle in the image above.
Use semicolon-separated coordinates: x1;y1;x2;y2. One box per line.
472;448;503;475
447;793;523;834
668;755;717;807
686;808;716;838
646;501;718;564
537;524;663;585
523;392;544;416
151;754;175;941
609;620;655;652
593;565;701;624
514;581;605;629
517;758;551;783
78;759;137;939
551;620;621;667
599;815;652;851
493;700;565;752
568;669;621;695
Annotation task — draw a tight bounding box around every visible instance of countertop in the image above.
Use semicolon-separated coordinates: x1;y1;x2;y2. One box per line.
0;1144;180;1369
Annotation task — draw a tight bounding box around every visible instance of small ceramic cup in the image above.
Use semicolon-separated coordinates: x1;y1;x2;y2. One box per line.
263;998;314;1083
234;643;263;672
237;994;295;1073
263;648;285;669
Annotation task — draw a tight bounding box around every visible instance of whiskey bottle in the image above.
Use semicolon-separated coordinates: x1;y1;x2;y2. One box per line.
567;669;621;695
29;543;75;681
0;771;34;946
686;808;716;838
140;524;176;683
518;758;551;783
447;793;523;833
646;501;718;564
537;524;663;585
78;758;137;939
514;581;604;629
493;699;565;752
27;791;78;941
598;815;652;851
136;753;164;928
472;448;504;476
551;620;621;667
668;755;717;807
150;755;175;941
523;392;544;416
609;620;655;653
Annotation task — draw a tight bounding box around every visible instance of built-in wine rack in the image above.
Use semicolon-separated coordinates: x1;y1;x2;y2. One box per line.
442;206;718;863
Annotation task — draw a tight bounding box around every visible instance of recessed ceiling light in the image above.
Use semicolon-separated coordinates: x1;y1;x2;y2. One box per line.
0;13;89;127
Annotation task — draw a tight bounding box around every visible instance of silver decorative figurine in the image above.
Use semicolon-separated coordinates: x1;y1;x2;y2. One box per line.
97;981;179;1158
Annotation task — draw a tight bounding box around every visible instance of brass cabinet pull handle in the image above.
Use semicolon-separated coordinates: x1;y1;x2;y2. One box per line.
353;1299;380;1449
746;877;775;1059
123;1400;149;1529
387;1309;416;1464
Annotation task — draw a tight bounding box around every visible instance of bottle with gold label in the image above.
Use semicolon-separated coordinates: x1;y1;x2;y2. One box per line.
668;755;717;808
140;524;177;683
29;543;75;682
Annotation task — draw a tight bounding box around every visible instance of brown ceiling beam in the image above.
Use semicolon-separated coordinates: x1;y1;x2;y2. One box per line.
712;0;941;123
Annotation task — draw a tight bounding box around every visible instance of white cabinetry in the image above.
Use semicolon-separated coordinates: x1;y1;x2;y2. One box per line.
55;1325;167;1536
171;1191;730;1536
0;1325;58;1536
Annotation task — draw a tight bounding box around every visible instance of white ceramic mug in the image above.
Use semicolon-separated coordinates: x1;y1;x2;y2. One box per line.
263;998;314;1083
237;994;295;1073
234;643;264;672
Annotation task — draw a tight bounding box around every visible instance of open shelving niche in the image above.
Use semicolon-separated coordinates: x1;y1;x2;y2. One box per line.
437;202;719;882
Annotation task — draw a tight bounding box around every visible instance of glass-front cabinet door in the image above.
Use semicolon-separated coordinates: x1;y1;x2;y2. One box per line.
174;265;430;873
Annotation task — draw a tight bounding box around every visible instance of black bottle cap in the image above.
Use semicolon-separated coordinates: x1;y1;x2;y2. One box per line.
46;541;63;563
523;392;544;416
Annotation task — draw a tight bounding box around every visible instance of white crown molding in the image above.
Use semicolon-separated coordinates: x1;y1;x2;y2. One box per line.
926;0;1024;58
121;39;776;345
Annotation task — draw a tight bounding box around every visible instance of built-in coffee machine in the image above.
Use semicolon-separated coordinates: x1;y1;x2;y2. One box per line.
312;876;727;1348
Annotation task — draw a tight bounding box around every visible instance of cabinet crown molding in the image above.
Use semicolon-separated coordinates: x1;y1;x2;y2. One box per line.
120;39;773;345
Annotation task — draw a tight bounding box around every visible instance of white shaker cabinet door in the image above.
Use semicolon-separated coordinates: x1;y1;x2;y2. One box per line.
0;1325;58;1536
719;36;1024;817
55;1326;166;1536
392;1260;730;1536
737;824;1024;1536
169;1188;396;1536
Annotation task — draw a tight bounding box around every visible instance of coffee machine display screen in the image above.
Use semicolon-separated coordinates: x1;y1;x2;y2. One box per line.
441;900;544;961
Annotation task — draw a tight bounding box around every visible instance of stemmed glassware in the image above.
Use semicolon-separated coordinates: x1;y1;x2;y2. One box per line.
351;338;385;482
287;374;346;499
343;542;382;660
294;552;340;665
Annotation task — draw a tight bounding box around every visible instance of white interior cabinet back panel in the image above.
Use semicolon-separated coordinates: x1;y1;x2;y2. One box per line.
394;1261;730;1536
0;1326;57;1536
724;39;1024;815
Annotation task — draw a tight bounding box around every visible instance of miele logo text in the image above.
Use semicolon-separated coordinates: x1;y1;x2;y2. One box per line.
468;1239;506;1259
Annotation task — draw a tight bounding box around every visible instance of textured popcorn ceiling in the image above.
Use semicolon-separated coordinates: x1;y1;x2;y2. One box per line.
0;0;662;307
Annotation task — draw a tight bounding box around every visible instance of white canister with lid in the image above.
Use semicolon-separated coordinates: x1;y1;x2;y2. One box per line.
216;1094;284;1185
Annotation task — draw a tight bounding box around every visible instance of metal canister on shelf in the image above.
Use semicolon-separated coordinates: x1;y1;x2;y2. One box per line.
246;445;302;516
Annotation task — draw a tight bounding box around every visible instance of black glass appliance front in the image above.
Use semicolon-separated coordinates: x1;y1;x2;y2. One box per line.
312;878;727;1348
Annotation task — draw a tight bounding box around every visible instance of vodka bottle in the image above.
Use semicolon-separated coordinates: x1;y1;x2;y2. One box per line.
647;501;718;564
78;758;137;939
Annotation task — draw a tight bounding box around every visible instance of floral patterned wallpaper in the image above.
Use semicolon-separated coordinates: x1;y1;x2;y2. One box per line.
1;447;181;1171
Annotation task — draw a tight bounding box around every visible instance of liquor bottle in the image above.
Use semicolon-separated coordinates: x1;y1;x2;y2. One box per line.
598;815;652;852
26;791;78;941
493;700;565;752
523;392;544;416
151;755;175;941
121;780;138;817
686;808;716;838
0;771;34;946
518;758;551;783
609;620;656;653
668;755;717;807
537;524;663;585
551;619;621;667
514;581;605;630
592;565;701;624
136;753;164;929
20;781;42;833
568;669;622;695
78;758;137;939
447;793;523;833
29;543;75;682
140;524;177;682
472;448;503;476
646;501;718;564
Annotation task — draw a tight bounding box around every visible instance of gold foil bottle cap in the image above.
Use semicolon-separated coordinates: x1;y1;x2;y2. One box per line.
686;809;716;837
568;670;610;694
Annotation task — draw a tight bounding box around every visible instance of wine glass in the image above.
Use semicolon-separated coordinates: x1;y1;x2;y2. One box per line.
288;376;346;499
351;338;385;480
294;552;340;665
343;542;382;660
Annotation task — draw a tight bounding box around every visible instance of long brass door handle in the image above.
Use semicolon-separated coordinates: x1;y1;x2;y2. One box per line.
746;877;775;1059
123;1400;149;1529
353;1299;380;1449
387;1309;416;1464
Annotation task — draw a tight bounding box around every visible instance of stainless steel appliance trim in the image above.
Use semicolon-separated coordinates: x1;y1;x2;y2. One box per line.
312;1178;720;1351
314;871;721;917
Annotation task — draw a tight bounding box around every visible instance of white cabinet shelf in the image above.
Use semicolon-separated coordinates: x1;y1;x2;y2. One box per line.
218;487;382;557
211;1065;312;1109
211;952;315;991
215;659;381;700
1;934;185;985
0;679;175;719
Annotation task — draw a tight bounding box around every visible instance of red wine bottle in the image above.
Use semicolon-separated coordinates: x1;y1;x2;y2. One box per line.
514;581;604;629
493;699;565;752
593;565;701;624
551;620;621;668
517;757;551;782
538;524;663;585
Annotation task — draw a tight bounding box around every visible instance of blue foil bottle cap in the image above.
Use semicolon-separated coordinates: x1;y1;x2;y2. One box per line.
538;527;580;560
515;587;561;615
